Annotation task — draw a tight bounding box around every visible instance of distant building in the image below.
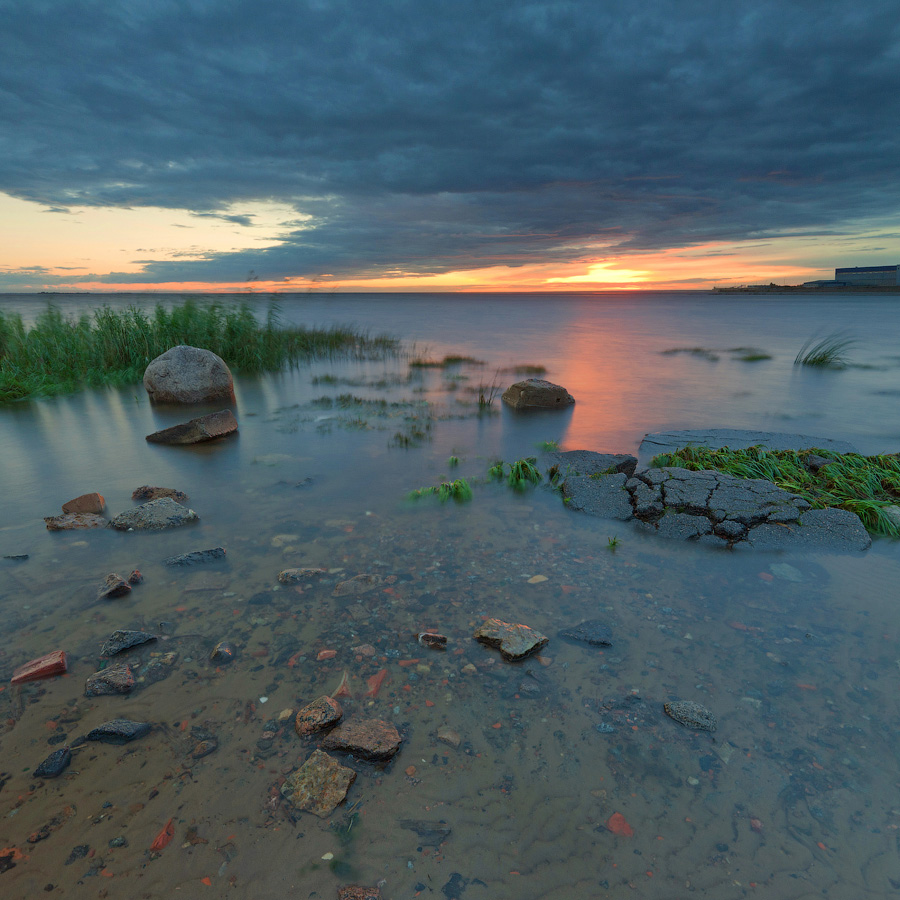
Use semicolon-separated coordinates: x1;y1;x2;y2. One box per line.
834;265;900;286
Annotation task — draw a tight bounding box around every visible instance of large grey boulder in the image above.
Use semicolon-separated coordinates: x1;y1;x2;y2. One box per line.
143;345;234;404
502;378;574;410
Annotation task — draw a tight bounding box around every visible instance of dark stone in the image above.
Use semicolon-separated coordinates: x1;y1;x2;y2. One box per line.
34;747;72;778
85;665;135;697
322;717;403;760
100;630;157;657
97;574;132;601
3;554;29;561
163;547;226;566
109;497;198;531
558;620;613;646
664;700;717;731
145;409;237;445
65;845;90;865
210;641;236;663
131;485;189;503
84;719;151;744
400;819;452;848
502;378;575;410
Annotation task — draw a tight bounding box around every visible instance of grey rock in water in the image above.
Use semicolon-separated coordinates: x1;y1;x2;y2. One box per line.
131;485;189;503
501;378;575;410
281;749;356;817
34;747;72;778
322;717;403;760
85;664;135;697
97;573;132;600
558;620;613;646
109;498;199;531
100;630;157;657
84;719;152;744
278;566;327;584
143;345;234;404
146;409;238;445
664;700;717;731
44;512;107;530
163;547;226;566
474;618;549;661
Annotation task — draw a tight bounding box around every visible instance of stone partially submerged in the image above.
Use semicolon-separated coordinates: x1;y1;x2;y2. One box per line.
109;498;199;531
146;409;237;445
502;378;575;410
281;749;356;817
322;718;403;760
560;464;872;553
474;618;549;660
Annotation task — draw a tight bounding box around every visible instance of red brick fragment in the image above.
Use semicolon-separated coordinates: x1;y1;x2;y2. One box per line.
11;650;68;685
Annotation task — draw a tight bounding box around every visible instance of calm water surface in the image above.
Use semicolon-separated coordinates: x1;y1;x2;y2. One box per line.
1;291;899;899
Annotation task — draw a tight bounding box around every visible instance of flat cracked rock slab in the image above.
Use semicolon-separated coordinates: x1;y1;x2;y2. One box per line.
638;428;859;467
474;618;549;660
44;513;107;530
109;498;199;531
563;465;871;553
146;409;238;445
322;718;402;760
544;450;637;478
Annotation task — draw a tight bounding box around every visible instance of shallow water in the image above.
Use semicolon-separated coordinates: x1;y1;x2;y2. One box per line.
2;292;900;899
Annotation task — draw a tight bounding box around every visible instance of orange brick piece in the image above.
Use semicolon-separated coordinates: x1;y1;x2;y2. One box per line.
11;650;68;685
61;492;105;515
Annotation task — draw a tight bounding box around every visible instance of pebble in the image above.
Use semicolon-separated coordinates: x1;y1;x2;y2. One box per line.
34;747;72;778
210;641;236;663
664;700;718;732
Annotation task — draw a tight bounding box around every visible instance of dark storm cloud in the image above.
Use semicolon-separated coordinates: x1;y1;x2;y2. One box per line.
3;0;900;281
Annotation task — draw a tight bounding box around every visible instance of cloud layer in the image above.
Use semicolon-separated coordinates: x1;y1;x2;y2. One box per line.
4;0;899;284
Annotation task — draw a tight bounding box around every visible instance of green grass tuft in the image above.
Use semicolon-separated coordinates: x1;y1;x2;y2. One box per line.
794;331;856;368
0;300;399;403
651;445;900;536
537;439;560;452
408;478;473;503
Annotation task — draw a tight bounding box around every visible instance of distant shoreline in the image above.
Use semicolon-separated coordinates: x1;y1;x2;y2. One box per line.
713;284;900;294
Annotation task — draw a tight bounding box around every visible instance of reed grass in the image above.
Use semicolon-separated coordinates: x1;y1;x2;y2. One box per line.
408;478;473;503
0;300;399;402
651;445;900;536
794;331;856;368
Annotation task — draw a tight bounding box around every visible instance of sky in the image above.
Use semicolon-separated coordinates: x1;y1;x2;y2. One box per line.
1;0;899;293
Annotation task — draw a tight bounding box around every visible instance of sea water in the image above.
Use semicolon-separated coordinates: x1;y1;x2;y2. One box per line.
1;291;899;899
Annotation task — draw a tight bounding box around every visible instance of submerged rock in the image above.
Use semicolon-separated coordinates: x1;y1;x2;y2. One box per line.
322;718;402;760
474;618;549;661
502;378;575;410
109;498;199;531
34;747;72;779
278;567;327;584
131;485;189;503
338;887;381;900
97;573;132;600
210;640;236;663
163;547;226;566
85;719;152;744
664;700;717;731
281;749;356;818
143;345;235;404
146;409;238;445
558;620;613;646
295;696;343;737
61;492;105;515
44;513;107;530
333;574;383;597
85;664;135;697
100;630;157;657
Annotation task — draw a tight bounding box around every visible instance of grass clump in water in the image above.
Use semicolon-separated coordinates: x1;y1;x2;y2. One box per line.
488;457;542;491
0;300;399;403
651;445;900;536
794;331;856;368
408;478;473;503
537;439;560;452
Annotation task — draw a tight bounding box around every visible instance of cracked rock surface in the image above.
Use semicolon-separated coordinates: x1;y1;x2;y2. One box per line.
561;466;871;553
